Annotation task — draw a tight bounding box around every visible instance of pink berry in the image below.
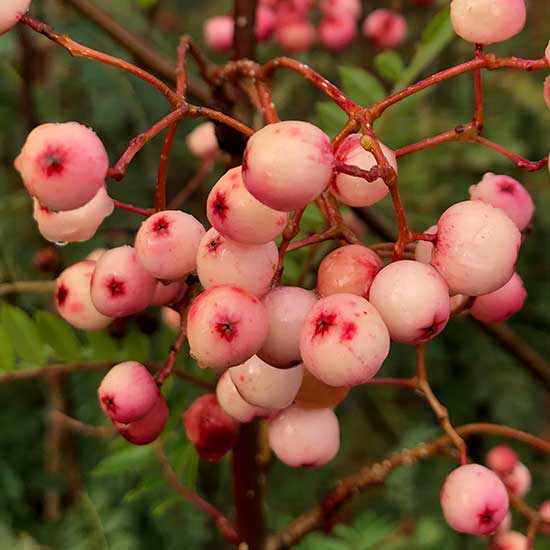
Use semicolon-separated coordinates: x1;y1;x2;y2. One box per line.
33;187;114;243
369;260;451;344
15;122;109;211
362;9;407;49
316;244;383;298
0;0;31;35
90;245;157;317
318;16;357;51
300;293;390;387
320;0;361;20
432;200;521;296
243;121;333;212
469;173;534;231
495;511;512;535
486;445;519;475
451;294;470;315
98;361;159;423
186;122;219;159
546;40;550;65
216;370;270;423
206;166;288;245
450;0;526;45
183;394;239;462
415;226;437;264
55;261;112;331
503;462;531;498
186;285;269;369
135;210;205;280
540;500;550;534
331;134;397;207
545;76;550;110
204;15;234;52
161;307;181;331
268;405;340;467
115;395;168;445
256;6;276;41
275;21;316;54
440;464;509;535
230;356;304;409
150;279;187;307
470;273;526;323
87;248;106;262
259;286;318;368
295;369;350;409
490;531;529;550
197;228;278;297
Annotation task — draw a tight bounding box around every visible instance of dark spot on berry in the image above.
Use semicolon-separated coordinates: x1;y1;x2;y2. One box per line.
500;182;515;194
312;312;337;339
101;394;116;412
56;284;68;307
152;216;170;234
477;506;496;526
211;191;228;220
207;237;222;253
418;315;446;341
106;277;125;297
340;322;357;341
37;146;67;177
215;319;238;342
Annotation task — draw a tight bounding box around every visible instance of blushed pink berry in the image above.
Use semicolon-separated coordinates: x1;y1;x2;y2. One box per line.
115;395;168;445
15;122;109;211
256;6;276;41
503;462;531;498
450;0;526;45
186;122;219;160
87;248;106;262
362;9;407;49
33;187;114;243
207;166;288;245
204;15;234;51
161;307;181;331
98;361;159;423
55;261;112;331
320;0;361;20
300;293;390;387
486;445;519;475
90;246;157;317
230;356;304;409
135;210;205;280
546;40;550;65
440;464;509;535
259;286;318;368
295;369;349;409
469;173;534;231
318;16;357;51
216;370;271;423
150;279;187;307
432;200;521;296
545;76;550;110
183;394;240;462
331;135;397;207
415;226;437;264
275;22;316;53
316;244;383;298
243;121;333;212
197;228;278;297
187;285;269;369
495;511;512;535
540;500;550;534
0;0;31;35
268;405;340;467
490;531;529;550
369;260;451;344
470;273;526;323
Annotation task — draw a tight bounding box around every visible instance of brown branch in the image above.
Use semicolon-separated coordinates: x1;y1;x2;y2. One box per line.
0;280;56;296
233;0;258;61
50;410;115;438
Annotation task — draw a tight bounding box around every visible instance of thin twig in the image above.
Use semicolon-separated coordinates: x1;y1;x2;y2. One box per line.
0;280;56;296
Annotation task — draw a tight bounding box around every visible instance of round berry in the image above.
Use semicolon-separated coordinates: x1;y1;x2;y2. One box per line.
318;16;357;51
242;121;333;212
495;511;512;535
115;395;168;445
256;6;276;41
0;0;31;35
414;226;437;264
544;76;550;110
486;445;518;476
135;210;205;280
490;531;529;550
98;361;159;423
268;405;340;467
295;369;349;409
15;122;109;211
503;462;531;498
55;261;113;331
183;394;239;462
150;279;187;307
369;260;451;344
540;500;550;535
33;187;114;243
259;286;318;368
440;464;509;535
275;21;316;53
316;244;383;298
87;248;107;262
161;307;181;332
450;0;526;45
331;135;397;207
432;200;521;296
186;122;219;159
204;16;234;51
90;246;157;317
207;166;288;245
197;228;278;297
469;173;534;231
362;9;407;49
320;0;361;20
300;293;390;387
187;285;269;369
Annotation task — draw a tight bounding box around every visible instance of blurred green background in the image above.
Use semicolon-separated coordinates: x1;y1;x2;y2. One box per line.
0;1;548;549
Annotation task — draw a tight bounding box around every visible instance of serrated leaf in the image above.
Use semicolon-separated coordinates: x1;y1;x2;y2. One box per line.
315;101;348;137
1;304;46;365
35;311;81;362
339;66;386;105
375;51;405;83
86;330;118;361
92;444;154;477
0;324;14;370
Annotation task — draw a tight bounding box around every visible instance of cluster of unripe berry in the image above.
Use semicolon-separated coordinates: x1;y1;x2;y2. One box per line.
204;0;408;54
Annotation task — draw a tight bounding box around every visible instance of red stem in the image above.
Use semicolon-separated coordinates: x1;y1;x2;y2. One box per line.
112;200;154;217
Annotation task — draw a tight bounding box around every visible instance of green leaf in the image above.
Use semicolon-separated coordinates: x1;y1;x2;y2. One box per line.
392;7;453;92
173;442;199;490
119;325;150;363
374;51;405;83
86;330;118;361
1;304;46;366
151;495;180;516
92;444;155;477
0;324;14;370
35;311;81;362
339;66;386;105
314;101;347;137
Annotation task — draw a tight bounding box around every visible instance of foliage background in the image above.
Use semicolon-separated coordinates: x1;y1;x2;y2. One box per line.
0;0;548;548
